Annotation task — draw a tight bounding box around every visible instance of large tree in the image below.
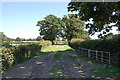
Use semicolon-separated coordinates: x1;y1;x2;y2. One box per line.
36;14;63;45
68;2;120;38
60;14;88;44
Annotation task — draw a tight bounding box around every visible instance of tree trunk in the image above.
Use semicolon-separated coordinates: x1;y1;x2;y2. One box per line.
67;38;72;47
51;41;54;45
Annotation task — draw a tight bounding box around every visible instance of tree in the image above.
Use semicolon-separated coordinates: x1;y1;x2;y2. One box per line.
61;14;88;44
15;37;21;41
36;36;42;41
68;2;120;38
0;32;10;41
77;31;90;40
36;14;63;45
103;33;114;40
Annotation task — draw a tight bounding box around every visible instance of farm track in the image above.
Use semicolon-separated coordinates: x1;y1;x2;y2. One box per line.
2;45;106;78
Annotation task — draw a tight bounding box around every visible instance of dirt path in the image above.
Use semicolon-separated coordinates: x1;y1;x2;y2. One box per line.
2;54;56;78
2;45;106;78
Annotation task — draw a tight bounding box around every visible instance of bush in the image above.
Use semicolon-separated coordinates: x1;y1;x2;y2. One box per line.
36;40;52;48
2;42;12;48
1;41;52;71
70;34;120;67
70;38;84;49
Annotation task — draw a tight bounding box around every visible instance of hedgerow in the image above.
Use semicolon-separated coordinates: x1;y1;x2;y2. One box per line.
70;38;84;49
70;34;120;67
1;41;52;71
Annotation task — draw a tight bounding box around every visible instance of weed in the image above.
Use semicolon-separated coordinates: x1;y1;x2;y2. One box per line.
67;55;77;61
48;65;66;78
53;52;63;60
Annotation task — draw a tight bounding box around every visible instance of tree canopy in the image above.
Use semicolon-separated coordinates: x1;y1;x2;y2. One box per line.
68;2;120;38
61;14;89;42
37;14;90;44
0;32;10;41
37;14;62;45
36;36;42;41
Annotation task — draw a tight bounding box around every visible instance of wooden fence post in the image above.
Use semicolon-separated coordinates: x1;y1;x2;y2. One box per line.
96;50;98;60
78;47;111;64
88;49;91;58
108;52;110;64
79;47;81;53
101;51;103;63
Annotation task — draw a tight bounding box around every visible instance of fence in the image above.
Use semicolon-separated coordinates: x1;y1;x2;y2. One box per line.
78;47;111;64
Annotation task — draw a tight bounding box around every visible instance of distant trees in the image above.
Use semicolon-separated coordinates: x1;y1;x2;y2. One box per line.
0;32;10;41
0;32;43;41
36;36;42;41
68;2;120;38
37;14;90;44
15;37;21;41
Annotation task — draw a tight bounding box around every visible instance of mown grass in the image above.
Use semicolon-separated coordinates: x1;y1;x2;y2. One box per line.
92;64;120;77
42;45;71;52
41;45;72;60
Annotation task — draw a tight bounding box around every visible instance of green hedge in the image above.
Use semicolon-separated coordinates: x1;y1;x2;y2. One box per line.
70;35;120;67
70;38;85;49
1;41;52;70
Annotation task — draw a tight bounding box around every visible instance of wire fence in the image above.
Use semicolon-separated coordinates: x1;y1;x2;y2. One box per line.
78;47;111;64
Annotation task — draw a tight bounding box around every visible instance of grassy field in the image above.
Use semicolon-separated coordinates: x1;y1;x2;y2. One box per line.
42;44;71;52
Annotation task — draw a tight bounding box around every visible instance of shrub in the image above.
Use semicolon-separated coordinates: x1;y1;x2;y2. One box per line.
70;38;84;49
2;42;12;48
70;34;120;67
1;41;52;71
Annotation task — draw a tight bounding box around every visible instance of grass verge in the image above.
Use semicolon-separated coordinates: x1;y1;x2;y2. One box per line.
92;64;120;77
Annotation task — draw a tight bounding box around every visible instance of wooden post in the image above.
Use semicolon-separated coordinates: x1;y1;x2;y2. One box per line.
101;51;103;63
108;52;110;64
78;47;111;64
96;50;98;60
79;47;81;53
88;49;91;58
